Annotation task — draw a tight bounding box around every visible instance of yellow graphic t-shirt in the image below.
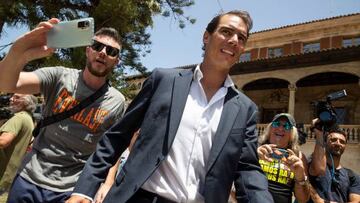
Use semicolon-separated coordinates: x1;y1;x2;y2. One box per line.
259;158;295;203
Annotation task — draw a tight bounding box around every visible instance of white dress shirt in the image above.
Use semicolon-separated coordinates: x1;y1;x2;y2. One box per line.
142;65;234;203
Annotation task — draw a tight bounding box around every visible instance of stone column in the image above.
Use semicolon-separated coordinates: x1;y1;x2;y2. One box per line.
288;84;297;116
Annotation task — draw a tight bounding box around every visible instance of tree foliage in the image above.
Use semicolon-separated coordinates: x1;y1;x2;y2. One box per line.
0;0;195;91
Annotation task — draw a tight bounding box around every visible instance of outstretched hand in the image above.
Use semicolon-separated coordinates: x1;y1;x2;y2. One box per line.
10;18;59;64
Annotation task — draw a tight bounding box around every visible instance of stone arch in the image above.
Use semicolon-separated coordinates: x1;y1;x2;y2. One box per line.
296;72;359;99
294;71;359;125
293;65;360;85
242;78;289;91
297;71;358;85
242;78;291;122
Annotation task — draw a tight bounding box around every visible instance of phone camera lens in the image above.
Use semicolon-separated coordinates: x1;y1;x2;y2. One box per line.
78;20;90;29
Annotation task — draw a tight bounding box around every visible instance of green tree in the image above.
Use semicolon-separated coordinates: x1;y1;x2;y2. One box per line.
0;0;195;89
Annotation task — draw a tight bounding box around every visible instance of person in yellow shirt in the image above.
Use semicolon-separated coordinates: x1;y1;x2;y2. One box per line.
257;113;310;203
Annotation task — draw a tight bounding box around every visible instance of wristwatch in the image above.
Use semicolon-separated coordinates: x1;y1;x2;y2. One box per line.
296;175;308;186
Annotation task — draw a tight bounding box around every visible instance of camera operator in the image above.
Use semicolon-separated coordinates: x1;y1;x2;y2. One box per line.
0;93;37;195
308;119;360;203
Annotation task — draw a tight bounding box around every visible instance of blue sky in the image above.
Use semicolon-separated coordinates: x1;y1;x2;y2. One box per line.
1;0;359;75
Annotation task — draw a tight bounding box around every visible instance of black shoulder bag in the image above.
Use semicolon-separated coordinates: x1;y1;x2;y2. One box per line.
32;81;109;137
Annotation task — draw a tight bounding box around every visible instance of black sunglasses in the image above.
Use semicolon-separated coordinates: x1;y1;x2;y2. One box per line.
91;40;120;57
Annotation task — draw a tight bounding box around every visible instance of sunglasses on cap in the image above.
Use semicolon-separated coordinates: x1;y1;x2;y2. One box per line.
90;40;120;57
271;120;293;131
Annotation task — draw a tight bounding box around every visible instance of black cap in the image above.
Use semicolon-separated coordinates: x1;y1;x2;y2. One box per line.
271;113;296;126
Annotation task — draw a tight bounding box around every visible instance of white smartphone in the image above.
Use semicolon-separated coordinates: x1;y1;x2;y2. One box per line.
47;17;94;48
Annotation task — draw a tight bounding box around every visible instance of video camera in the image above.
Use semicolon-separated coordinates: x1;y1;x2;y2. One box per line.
0;94;13;120
313;90;347;132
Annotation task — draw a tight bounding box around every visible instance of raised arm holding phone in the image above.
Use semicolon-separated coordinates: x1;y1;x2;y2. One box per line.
0;18;126;202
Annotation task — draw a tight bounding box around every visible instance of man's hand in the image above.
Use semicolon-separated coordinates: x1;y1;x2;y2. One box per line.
311;118;327;148
0;18;59;93
94;183;112;203
9;18;59;65
65;195;91;203
311;118;324;138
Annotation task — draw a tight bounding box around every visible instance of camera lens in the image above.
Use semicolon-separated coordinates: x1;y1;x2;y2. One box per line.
78;20;90;29
319;111;331;122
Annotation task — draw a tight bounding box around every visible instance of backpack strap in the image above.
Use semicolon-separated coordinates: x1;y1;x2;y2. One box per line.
32;80;109;137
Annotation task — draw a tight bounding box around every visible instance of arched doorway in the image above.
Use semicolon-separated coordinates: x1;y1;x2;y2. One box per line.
243;78;289;123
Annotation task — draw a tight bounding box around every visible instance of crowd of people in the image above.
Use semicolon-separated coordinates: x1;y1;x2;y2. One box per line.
0;9;359;203
257;113;360;203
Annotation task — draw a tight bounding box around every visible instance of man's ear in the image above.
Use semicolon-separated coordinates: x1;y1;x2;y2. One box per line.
85;46;90;58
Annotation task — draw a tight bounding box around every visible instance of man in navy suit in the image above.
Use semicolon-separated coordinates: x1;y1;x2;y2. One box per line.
67;10;273;203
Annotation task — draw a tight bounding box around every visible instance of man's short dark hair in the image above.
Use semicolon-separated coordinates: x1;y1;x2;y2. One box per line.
206;10;253;38
95;27;122;46
328;128;348;143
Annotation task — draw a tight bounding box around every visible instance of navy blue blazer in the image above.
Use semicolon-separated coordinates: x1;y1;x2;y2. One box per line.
73;67;273;203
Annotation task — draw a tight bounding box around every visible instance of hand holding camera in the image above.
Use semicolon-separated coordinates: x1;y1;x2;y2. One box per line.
258;145;294;163
258;144;290;162
257;144;277;162
310;90;347;145
271;148;289;161
313;90;347;132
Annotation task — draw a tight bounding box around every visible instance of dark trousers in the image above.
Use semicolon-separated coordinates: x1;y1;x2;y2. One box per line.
126;188;177;203
7;175;72;203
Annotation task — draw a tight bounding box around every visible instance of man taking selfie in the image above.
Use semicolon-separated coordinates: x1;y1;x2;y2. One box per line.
0;19;125;202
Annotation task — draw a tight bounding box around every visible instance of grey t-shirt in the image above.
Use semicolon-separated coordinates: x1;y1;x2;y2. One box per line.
19;67;125;192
